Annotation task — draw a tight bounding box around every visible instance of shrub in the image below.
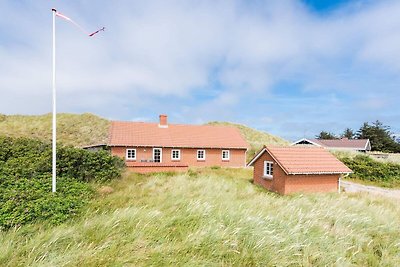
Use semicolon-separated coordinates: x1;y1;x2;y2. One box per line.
0;136;124;230
340;155;400;187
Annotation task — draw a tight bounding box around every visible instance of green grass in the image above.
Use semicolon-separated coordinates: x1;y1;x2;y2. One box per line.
0;113;109;147
208;121;289;160
1;168;399;266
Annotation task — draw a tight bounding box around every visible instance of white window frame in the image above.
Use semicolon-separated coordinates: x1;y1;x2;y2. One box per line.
171;149;181;160
126;148;136;160
197;149;206;160
153;148;162;163
263;161;273;179
222;150;230;161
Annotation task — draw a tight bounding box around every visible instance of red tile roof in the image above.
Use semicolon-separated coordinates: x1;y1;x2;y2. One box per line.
294;138;370;150
248;146;352;175
109;121;248;149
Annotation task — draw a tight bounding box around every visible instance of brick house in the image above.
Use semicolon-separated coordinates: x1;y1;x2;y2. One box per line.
247;146;352;195
292;138;371;152
108;115;249;173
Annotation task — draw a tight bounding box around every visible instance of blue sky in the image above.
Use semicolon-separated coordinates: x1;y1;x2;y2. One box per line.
0;0;399;141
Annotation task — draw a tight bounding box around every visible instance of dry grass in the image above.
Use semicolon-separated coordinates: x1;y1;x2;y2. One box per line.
208;121;289;160
0;113;109;147
333;150;400;164
0;114;287;154
1;168;399;266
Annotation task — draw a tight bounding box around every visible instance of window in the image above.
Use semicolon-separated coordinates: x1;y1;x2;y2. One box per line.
197;150;206;160
126;149;136;160
222;150;230;160
171;149;181;160
263;161;273;178
153;148;162;163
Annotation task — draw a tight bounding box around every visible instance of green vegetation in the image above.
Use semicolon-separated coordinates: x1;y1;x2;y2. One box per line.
316;130;337;139
317;120;400;152
356;121;400;153
0;114;288;157
340;155;400;188
0;113;109;147
1;168;399;266
208;121;289;160
0;137;124;230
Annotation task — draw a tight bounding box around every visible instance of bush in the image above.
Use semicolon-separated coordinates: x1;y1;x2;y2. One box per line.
0;136;124;230
340;155;400;187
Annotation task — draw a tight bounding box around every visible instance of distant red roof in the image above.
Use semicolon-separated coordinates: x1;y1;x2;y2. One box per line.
293;138;371;151
248;146;352;175
108;121;248;149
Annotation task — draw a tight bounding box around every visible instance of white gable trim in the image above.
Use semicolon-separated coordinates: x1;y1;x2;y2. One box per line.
248;146;352;175
247;148;266;167
365;139;371;151
247;147;290;175
291;138;322;147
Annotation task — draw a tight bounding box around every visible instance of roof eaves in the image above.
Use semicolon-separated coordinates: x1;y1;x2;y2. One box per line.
247;147;266;167
288;171;353;175
108;144;248;149
263;147;290;175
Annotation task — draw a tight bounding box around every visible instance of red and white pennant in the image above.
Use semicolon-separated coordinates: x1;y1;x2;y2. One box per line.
53;9;105;37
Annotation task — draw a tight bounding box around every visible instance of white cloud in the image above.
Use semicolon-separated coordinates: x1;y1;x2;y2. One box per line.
0;0;399;138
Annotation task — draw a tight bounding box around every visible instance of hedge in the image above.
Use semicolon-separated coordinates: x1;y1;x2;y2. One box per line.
0;136;124;230
340;155;400;187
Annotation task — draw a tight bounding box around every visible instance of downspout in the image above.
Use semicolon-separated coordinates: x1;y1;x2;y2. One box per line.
339;173;349;193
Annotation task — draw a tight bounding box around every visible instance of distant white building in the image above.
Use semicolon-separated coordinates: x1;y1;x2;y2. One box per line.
292;138;371;152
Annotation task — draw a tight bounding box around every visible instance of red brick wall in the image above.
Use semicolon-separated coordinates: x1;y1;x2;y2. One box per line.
252;150;339;195
111;146;247;168
252;151;286;194
127;165;188;173
284;174;339;194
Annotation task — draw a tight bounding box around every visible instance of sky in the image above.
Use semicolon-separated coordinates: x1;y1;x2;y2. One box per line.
0;0;399;141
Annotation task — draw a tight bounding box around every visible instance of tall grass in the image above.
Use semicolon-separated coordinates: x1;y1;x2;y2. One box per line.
0;113;109;147
1;168;399;266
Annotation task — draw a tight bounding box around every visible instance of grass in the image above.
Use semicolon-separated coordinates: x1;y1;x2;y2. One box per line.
0;114;288;154
0;113;109;147
208;121;289;160
332;150;400;165
1;168;399;266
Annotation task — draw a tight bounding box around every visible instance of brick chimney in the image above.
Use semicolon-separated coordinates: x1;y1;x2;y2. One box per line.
159;114;168;128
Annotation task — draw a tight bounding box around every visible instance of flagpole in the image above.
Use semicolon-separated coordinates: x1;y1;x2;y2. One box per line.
52;8;57;193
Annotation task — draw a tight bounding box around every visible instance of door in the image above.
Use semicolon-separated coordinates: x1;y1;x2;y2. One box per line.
153;148;162;162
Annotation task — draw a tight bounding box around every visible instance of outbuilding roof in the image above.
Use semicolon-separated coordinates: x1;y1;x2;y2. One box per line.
248;146;352;175
108;121;249;149
292;138;370;151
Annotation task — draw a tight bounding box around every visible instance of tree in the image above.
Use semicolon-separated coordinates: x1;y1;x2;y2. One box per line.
341;128;355;139
356;120;400;152
316;131;337;140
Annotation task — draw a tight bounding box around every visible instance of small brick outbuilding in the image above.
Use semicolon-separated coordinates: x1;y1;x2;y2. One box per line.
247;146;352;195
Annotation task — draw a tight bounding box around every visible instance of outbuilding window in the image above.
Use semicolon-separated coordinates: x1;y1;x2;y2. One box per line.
126;149;136;160
222;150;230;160
171;149;181;160
197;150;206;160
263;161;273;179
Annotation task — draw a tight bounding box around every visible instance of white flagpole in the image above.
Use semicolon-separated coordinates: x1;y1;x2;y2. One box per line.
52;8;57;193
